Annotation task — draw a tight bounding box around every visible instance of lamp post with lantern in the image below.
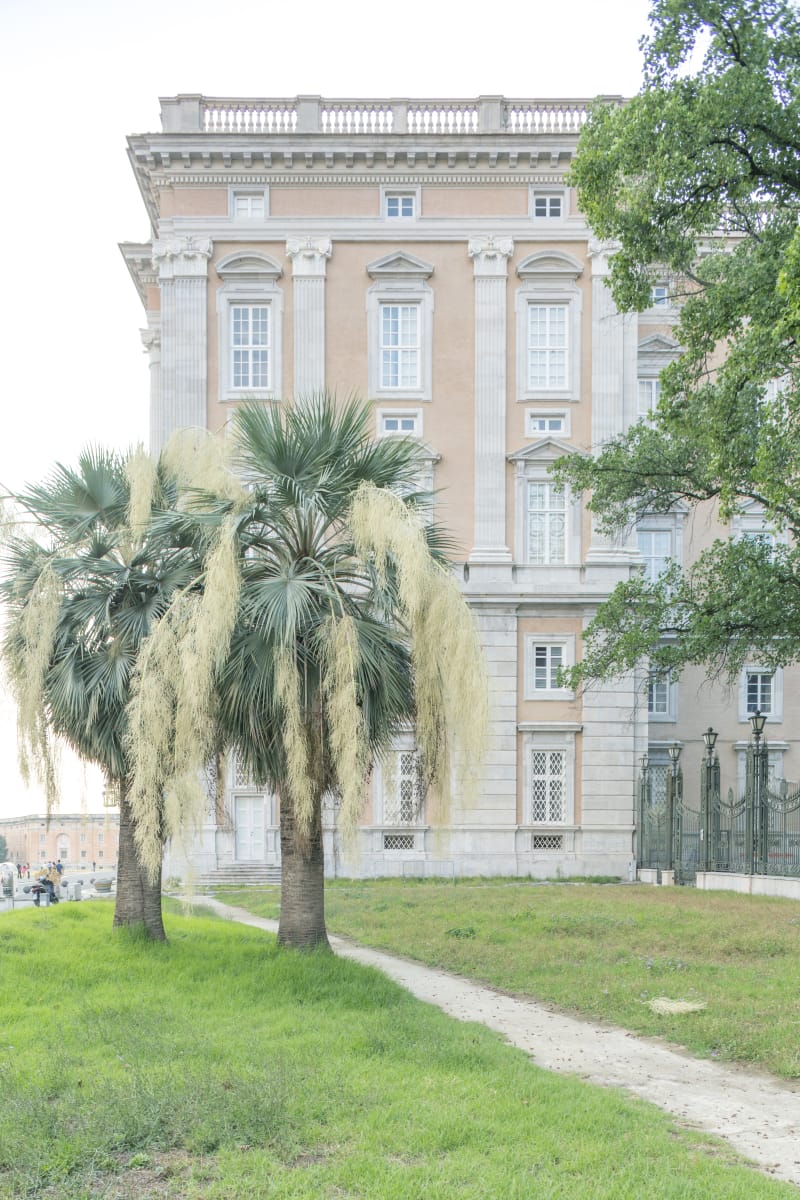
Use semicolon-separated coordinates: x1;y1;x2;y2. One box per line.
700;727;718;872
665;742;682;874
749;710;769;873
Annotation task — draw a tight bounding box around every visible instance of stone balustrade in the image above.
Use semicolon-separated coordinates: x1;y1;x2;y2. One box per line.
159;94;622;137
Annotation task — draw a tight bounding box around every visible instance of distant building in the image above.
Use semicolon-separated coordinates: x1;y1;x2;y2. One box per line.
0;813;119;870
121;94;798;882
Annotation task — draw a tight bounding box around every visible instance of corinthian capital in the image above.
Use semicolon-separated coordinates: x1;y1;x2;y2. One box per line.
468;235;514;276
152;236;213;279
286;236;332;276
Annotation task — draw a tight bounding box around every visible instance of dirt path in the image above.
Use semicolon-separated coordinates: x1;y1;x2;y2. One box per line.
198;897;800;1187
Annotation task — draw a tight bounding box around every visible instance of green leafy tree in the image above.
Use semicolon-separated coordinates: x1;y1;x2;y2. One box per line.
553;0;800;688
1;450;201;939
129;396;486;950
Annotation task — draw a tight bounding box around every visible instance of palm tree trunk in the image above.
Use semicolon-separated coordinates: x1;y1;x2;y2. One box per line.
113;779;166;941
277;791;330;951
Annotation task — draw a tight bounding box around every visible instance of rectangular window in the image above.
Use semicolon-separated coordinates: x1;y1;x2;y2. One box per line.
533;194;562;218
746;671;773;714
637;378;660;417
648;672;670;715
97;832;104;843
231;305;270;390
637;529;672;582
379;411;420;437
98;850;104;858
527;304;568;389
383;751;424;824
527;482;566;564
386;194;415;218
380;304;420;389
80;850;87;859
530;749;566;823
526;409;568;436
532;644;563;690
80;832;87;844
650;284;670;307
233;192;266;219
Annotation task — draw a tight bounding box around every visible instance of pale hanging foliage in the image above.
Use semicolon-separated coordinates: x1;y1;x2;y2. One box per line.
125;446;159;548
275;647;314;843
322;613;369;838
349;482;487;815
5;563;62;810
161;427;247;506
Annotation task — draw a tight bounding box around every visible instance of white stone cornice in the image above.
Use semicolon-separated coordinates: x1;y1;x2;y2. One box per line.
587;236;620;277
286;235;332;276
468;235;514;276
152;235;213;279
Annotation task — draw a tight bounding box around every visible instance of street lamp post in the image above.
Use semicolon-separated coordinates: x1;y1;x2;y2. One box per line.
750;710;769;873
665;742;682;874
700;727;718;872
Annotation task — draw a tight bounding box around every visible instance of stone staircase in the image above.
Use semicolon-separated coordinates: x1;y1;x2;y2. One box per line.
194;863;282;888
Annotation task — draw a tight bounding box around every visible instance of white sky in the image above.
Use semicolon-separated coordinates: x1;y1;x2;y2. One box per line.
0;0;652;817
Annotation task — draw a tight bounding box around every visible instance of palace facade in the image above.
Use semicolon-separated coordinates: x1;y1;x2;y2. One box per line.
121;95;799;881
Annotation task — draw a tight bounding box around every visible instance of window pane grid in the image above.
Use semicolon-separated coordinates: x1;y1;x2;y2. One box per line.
527;482;566;563
530;750;566;823
384;751;424;824
746;672;772;714
231;305;270;389
648;673;670;715
528;304;568;389
381;304;419;388
637;529;672;582
533;644;563;690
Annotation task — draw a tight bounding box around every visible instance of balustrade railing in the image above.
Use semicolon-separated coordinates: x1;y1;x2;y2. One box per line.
159;94;615;136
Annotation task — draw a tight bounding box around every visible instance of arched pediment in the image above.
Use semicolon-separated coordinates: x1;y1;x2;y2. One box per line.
367;251;434;279
516;251;583;281
215;251;283;280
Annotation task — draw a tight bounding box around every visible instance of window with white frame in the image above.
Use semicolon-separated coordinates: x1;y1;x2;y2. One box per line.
216;253;284;402
383;750;425;824
531;191;563;219
647;670;677;722
637;528;673;582
516;252;583;403
732;506;781;553
378;409;421;437
367;252;434;402
530;749;566;822
739;667;783;721
650;283;670;307
380;303;420;389
231;189;267;219
524;635;575;699
527;303;568;390
231;304;271;390
526;408;569;437
527;481;566;563
637;377;661;418
385;192;416;219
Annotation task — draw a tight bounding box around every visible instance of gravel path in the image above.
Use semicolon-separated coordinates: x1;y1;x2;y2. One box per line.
198;897;800;1187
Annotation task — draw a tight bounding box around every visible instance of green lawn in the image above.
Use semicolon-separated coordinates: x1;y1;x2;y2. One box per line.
0;901;795;1199
217;878;800;1079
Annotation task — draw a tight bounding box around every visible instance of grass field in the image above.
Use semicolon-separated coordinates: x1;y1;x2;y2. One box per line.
217;878;800;1079
1;899;797;1199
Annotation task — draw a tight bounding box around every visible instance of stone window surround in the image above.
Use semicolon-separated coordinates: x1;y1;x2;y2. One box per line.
738;666;783;723
381;184;421;220
523;633;576;700
529;187;566;220
229;186;269;219
367;252;434;402
515;251;583;403
520;726;577;827
509;439;582;566
525;406;571;438
376;406;423;438
215;252;284;403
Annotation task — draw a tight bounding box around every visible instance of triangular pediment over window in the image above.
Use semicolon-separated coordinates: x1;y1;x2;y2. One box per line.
216;252;283;280
516;251;583;281
638;333;681;375
367;251;434;279
508;437;577;464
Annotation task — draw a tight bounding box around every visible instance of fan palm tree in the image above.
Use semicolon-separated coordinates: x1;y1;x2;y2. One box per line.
1;449;200;940
134;395;486;950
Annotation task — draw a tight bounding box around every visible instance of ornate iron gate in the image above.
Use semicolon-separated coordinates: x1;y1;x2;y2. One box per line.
638;756;701;884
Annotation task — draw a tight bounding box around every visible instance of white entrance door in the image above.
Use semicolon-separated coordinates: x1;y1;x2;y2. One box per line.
235;796;265;861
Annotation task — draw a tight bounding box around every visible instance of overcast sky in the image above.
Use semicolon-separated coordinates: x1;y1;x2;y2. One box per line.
0;0;652;818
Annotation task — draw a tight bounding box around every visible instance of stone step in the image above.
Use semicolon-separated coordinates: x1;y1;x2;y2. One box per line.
194;864;282;888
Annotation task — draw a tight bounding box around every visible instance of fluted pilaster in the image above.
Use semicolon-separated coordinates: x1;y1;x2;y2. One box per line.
468;236;513;564
287;236;332;400
152;237;212;453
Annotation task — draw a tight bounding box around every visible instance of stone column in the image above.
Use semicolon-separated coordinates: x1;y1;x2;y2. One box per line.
287;236;332;400
468;236;513;565
585;237;639;564
152;236;212;454
140;318;161;458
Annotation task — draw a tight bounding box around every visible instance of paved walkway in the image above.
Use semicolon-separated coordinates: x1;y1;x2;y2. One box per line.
197;897;800;1188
